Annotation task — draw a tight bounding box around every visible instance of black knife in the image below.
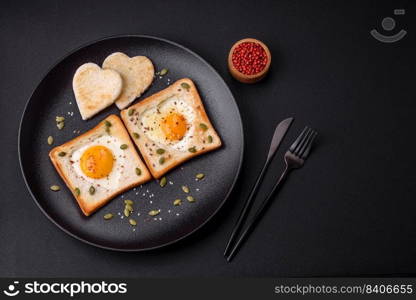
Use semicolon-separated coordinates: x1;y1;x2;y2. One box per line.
224;117;294;257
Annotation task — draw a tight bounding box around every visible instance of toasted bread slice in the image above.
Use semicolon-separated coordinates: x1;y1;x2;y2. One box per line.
102;52;154;110
121;78;222;178
72;63;123;120
49;115;151;216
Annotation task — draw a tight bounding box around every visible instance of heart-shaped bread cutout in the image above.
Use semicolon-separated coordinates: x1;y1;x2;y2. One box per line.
103;52;154;109
73;63;123;120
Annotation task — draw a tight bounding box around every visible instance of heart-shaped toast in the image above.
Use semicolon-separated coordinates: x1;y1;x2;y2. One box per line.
102;52;154;109
72;63;123;120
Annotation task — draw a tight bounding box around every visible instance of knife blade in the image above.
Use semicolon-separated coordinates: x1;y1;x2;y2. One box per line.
267;117;294;161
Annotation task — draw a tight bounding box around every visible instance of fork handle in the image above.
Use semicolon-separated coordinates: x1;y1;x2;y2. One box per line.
226;165;290;262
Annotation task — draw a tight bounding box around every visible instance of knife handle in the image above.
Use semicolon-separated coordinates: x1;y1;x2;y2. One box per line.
223;157;271;257
226;166;290;261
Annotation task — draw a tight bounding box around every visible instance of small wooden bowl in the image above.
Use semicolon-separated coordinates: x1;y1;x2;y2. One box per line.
228;38;271;84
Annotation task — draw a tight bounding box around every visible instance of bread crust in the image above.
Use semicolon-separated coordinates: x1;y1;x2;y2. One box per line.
121;78;222;178
49;115;151;216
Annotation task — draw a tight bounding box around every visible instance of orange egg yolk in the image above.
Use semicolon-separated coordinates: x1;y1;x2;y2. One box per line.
161;113;187;141
80;145;114;179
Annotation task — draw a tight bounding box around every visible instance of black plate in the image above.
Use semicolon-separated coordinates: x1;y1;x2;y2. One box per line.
18;35;244;251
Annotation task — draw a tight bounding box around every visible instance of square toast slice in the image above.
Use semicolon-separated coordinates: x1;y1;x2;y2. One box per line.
120;78;222;178
49;115;152;216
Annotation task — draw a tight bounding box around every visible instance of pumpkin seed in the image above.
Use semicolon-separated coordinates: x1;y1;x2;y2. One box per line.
125;204;133;212
56;116;65;122
207;135;213;143
199;123;208;131
89;186;95;195
104;120;112;127
188;146;197;153
160;68;168;76
50;185;60;191
124;208;130;217
120;144;128;150
156;148;165;155
124;199;134;205
103;213;113;220
181;185;190;193
159;156;165;164
181;82;190;91
133;132;140;139
148;210;160;216
135;167;142;176
57;122;65;130
58;151;66;157
159;176;167;187
187;196;196;203
173;199;182;206
128;108;135;116
196;173;205;180
105;127;111;134
74;187;80;196
129;219;137;226
47;136;54;145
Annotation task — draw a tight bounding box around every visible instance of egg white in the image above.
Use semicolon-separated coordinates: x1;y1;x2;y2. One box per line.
70;135;126;190
140;96;196;152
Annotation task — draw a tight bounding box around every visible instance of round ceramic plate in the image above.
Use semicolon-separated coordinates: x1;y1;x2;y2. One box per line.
19;35;244;251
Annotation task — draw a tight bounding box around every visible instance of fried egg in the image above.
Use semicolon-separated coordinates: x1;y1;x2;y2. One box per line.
71;135;127;190
139;96;196;152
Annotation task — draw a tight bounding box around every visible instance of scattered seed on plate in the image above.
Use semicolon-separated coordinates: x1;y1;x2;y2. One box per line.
187;196;196;203
159;176;167;187
57;122;65;130
124;208;130;217
56;116;65;122
129;219;137;226
196;173;205;180
124;199;133;205
103;213;113;220
50;185;60;191
160;68;168;76
148;210;160;216
173;199;182;206
182;185;190;193
47;136;54;145
125;204;133;212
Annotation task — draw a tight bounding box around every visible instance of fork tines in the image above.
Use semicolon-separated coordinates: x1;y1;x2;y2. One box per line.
289;127;317;159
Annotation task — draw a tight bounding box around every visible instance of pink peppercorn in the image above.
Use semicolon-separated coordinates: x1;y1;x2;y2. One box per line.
231;42;268;75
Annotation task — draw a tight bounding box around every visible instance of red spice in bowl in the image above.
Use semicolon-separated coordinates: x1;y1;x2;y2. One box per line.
231;42;268;75
228;38;271;83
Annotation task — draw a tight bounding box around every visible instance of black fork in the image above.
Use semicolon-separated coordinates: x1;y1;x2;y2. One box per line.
226;127;318;262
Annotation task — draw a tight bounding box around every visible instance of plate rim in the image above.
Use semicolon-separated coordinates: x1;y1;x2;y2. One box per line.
18;34;245;252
